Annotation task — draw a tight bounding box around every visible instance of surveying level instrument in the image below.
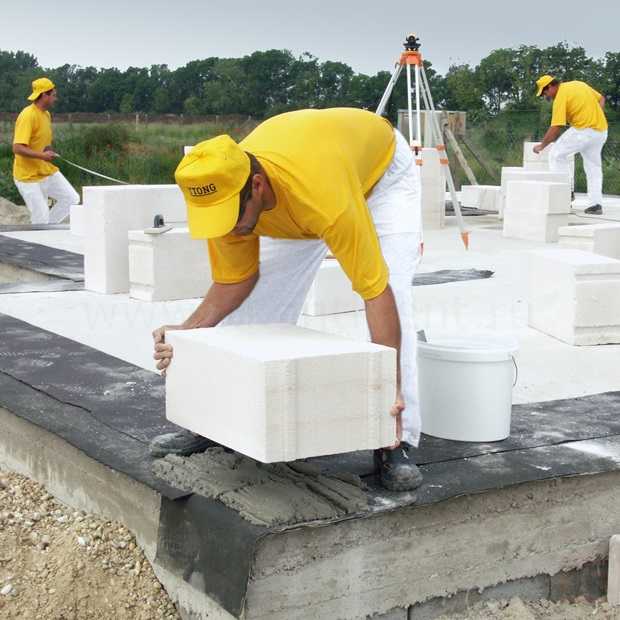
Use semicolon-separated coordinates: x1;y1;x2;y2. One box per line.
376;34;470;249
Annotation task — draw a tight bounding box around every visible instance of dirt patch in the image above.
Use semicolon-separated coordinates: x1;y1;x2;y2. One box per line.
0;469;180;619
0;197;29;225
437;595;620;619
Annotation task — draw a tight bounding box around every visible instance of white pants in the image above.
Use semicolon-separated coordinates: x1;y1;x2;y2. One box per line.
220;130;423;447
549;127;608;206
14;171;80;225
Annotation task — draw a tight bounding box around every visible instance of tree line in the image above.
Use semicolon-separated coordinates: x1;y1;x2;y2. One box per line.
0;43;618;118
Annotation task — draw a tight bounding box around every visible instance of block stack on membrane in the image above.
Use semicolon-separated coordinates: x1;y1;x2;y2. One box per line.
527;248;620;345
503;181;571;242
558;223;620;260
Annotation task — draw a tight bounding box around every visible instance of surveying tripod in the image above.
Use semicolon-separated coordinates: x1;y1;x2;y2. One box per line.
376;34;469;249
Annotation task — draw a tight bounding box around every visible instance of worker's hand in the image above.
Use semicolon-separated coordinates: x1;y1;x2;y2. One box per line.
153;324;183;376
389;389;405;448
532;143;544;155
40;150;58;162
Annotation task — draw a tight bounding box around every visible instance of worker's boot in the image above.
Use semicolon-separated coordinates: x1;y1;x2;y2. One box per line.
374;442;423;492
584;204;603;215
149;429;215;458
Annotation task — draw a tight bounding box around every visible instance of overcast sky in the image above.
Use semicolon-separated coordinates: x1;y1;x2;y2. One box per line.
2;0;618;76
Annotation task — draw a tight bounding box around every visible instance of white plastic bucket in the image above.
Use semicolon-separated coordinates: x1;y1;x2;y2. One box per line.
418;335;519;442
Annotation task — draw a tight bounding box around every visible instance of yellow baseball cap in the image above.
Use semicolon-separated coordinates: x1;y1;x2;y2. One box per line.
28;77;55;101
175;135;251;239
536;75;555;97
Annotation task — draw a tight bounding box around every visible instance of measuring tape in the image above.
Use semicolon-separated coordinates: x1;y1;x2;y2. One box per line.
58;156;130;185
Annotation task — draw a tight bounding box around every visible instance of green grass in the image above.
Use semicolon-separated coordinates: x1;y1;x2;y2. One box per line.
0;120;256;205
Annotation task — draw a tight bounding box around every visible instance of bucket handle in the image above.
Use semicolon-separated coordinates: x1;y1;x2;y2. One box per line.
511;355;519;387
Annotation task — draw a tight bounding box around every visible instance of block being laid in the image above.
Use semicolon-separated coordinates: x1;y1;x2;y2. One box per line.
420;147;445;229
70;204;85;236
523;160;550;171
523;141;551;164
559;223;620;260
499;168;570;218
302;259;363;316
527;248;620;345
166;324;397;462
460;185;501;211
84;185;187;294
128;227;212;301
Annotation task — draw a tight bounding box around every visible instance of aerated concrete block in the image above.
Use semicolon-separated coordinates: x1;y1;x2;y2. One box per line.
559;223;620;260
523;160;550;171
609;535;620;607
506;181;571;215
503;209;568;242
499;168;570;218
527;248;620;345
523;141;551;164
183;146;194;155
70;204;85;236
420;147;445;229
83;185;187;294
302;259;364;316
166;324;397;462
128;227;211;301
460;185;501;212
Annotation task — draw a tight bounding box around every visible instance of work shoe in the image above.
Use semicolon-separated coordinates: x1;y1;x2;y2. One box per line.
584;204;603;215
374;442;423;492
149;429;215;458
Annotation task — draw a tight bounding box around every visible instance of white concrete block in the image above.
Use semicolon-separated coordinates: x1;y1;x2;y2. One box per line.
420;147;445;229
609;535;620;607
460;185;501;212
523;160;550;171
166;324;397;462
302;259;363;316
558;223;620;260
83;185;187;294
506;181;571;215
527;248;620;345
183;145;194;155
499;168;570;218
70;204;85;236
128;227;212;301
523;141;551;164
503;209;568;242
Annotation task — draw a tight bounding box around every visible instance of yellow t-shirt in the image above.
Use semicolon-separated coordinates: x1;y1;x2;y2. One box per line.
13;104;59;182
551;81;608;131
208;108;396;300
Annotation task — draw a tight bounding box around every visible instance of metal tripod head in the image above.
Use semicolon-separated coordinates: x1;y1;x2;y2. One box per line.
403;34;421;52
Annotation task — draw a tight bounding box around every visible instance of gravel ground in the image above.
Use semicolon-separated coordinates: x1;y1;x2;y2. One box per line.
0;197;29;225
0;468;180;619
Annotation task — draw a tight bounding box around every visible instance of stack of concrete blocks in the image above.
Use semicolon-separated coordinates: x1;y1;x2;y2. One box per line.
420;147;445;229
84;185;187;294
558;223;620;260
70;204;86;236
166;324;396;462
128;227;212;301
503;181;571;242
499;168;570;219
460;185;502;212
302;259;363;316
527;248;620;345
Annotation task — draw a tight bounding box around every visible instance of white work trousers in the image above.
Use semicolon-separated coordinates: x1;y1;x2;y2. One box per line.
220;130;423;447
549;127;608;207
14;172;80;225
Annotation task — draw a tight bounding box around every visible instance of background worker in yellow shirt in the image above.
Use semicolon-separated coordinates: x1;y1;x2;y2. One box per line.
12;77;80;224
533;75;608;215
150;108;424;492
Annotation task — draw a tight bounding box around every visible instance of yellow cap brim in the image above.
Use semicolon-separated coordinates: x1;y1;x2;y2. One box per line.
536;84;545;97
187;193;240;239
27;91;39;101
